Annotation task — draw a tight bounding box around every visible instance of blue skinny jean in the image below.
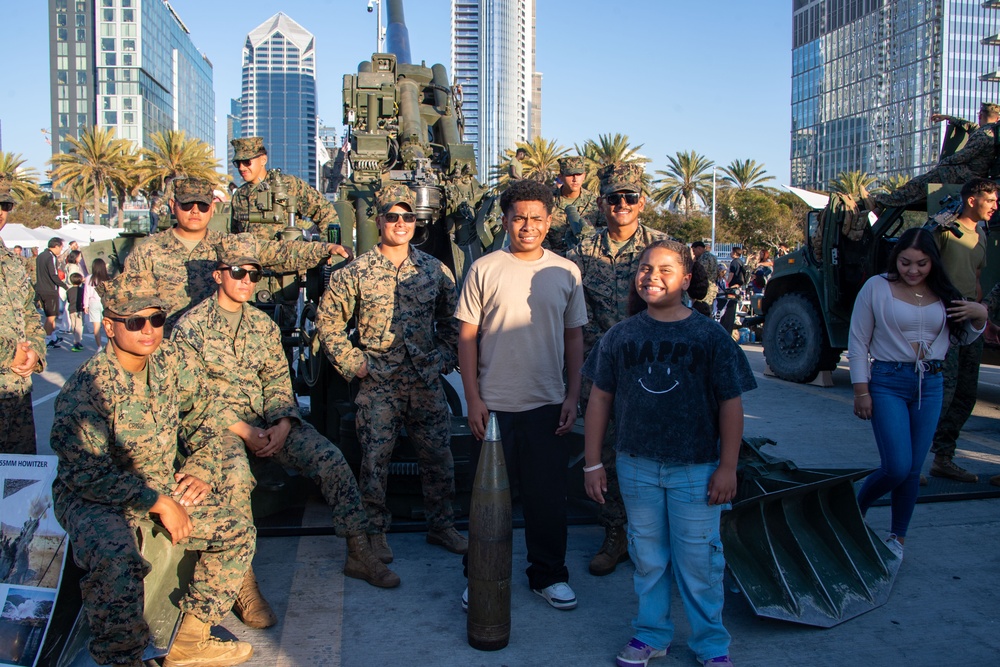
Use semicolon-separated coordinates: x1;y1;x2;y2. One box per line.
617;454;730;661
857;360;944;538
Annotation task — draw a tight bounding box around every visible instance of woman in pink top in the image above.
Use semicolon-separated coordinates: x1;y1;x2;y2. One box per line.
848;228;986;558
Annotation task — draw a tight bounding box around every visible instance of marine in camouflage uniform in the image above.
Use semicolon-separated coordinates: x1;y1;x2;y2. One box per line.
229;137;339;241
545;156;603;256
124;177;342;335
1;179;46;455
692;241;720;312
568;162;667;576
172;239;399;593
50;273;254;667
316;184;466;559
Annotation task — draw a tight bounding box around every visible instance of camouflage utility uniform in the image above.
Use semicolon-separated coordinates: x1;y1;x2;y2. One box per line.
547;187;602;256
875;122;999;208
50;340;253;666
696;249;721;309
173;293;368;537
231;172;339;241
316;246;460;534
0;243;46;454
124;229;331;334
569;223;668;531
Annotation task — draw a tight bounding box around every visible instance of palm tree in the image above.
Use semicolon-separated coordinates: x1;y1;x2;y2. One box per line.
652;150;715;216
576;133;649;191
829;170;880;198
133;129;222;196
720;159;775;191
50;126;133;225
0;152;43;200
60;177;104;223
491;136;569;189
881;173;911;194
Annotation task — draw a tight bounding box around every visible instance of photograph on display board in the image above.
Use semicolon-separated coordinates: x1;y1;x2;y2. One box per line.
0;588;55;667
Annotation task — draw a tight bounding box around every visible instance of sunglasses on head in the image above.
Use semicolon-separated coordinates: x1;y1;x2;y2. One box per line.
0;202;14;212
220;266;262;282
604;193;641;206
383;212;417;223
178;202;211;213
107;311;167;331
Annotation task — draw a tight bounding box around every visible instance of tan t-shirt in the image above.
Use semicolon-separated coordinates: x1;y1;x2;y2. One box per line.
456;248;588;412
938;224;987;299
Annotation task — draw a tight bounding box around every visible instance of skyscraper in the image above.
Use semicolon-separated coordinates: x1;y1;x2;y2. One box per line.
48;0;214;156
227;98;242;184
791;0;1000;191
241;13;318;188
451;0;538;180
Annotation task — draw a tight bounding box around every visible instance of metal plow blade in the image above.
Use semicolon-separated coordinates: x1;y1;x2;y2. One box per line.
721;439;901;627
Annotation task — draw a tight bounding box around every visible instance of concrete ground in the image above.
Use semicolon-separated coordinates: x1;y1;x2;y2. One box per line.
33;338;1000;667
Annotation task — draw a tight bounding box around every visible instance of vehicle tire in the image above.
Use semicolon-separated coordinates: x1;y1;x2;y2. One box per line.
762;293;825;383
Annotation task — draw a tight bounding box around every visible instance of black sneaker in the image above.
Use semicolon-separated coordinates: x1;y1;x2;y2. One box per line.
71;344;84;352
46;339;60;348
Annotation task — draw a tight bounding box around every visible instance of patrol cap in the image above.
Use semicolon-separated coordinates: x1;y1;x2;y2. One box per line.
97;272;168;315
0;177;14;205
216;237;262;271
172;178;214;205
231;137;267;162
981;102;1000;117
558;156;586;176
375;183;416;215
598;162;644;195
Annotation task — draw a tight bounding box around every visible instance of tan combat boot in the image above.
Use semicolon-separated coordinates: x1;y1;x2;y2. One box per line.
162;614;253;667
929;454;979;483
231;566;277;629
345;534;401;588
426;526;469;554
589;525;629;576
369;532;393;563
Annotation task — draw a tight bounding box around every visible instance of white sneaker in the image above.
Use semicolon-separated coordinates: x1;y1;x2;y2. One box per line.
885;535;904;561
461;586;468;613
532;582;577;610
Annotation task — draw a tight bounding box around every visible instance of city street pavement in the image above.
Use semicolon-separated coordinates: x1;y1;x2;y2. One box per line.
33;340;1000;667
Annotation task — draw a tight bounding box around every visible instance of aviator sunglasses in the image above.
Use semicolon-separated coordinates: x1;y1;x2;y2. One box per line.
106;312;167;331
604;193;641;206
220;266;263;282
384;212;417;223
178;202;212;213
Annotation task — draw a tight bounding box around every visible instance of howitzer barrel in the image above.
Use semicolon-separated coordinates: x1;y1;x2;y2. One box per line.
385;0;411;64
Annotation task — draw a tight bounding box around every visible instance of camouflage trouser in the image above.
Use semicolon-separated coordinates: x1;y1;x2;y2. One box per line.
931;336;984;459
0;392;36;455
873;165;978;208
354;373;455;532
56;494;255;665
580;380;627;530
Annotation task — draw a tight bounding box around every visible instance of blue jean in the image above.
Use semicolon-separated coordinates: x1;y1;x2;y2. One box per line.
617;454;730;661
857;360;944;537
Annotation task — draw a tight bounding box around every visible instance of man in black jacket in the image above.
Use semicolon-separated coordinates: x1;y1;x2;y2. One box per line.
36;236;68;348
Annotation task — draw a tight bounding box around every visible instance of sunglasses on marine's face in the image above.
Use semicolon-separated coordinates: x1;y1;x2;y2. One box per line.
383;212;417;223
604;193;641;206
221;266;263;282
179;202;211;213
106;312;167;331
0;202;14;212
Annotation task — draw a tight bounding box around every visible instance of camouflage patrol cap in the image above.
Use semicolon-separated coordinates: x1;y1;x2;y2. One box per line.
0;177;14;205
231;137;267;162
97;272;168;315
216;237;262;271
598;162;644;195
375;183;416;215
981;102;1000;117
172;178;214;205
558;156;586;176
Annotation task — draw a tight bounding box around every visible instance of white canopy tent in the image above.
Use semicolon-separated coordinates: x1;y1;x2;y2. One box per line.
0;224;54;249
1;223;123;249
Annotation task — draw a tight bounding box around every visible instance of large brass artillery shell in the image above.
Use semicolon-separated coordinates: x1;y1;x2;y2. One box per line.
467;412;512;651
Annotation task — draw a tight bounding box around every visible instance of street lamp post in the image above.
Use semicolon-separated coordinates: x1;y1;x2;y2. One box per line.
711;166;718;251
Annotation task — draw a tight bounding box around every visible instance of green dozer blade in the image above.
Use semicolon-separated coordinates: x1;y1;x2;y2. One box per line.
721;438;901;627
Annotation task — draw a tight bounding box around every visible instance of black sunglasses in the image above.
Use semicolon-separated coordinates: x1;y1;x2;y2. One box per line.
178;202;211;213
107;311;167;331
0;202;14;212
384;212;417;223
221;266;262;282
604;193;641;206
234;159;252;168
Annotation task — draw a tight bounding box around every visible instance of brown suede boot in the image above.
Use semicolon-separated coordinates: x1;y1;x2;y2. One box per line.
162;614;253;667
368;532;393;564
426;526;469;555
930;455;979;483
345;534;401;588
589;525;629;576
231;567;277;629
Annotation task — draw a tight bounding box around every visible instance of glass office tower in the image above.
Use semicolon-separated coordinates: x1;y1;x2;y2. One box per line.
791;0;1000;191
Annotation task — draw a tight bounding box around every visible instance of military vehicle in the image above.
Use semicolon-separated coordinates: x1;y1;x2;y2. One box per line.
759;186;1000;383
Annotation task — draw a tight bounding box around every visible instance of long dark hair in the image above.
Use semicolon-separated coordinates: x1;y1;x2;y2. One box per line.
90;258;109;291
66;249;81;265
885;227;966;342
627;239;707;316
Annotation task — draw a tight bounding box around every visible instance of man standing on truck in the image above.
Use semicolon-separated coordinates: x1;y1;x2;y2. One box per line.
928;177;996;483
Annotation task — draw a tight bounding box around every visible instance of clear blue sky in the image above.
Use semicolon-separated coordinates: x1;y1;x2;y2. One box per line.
3;0;792;185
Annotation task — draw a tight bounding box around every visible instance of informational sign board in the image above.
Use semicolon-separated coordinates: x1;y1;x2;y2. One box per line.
0;456;67;667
